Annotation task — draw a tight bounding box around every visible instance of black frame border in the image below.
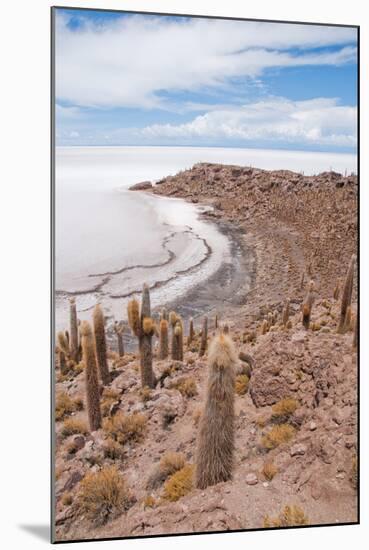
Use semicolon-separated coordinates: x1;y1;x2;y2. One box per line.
50;5;360;544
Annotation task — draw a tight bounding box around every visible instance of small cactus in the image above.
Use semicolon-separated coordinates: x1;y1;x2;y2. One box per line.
174;320;184;361
58;349;67;375
199;316;208;357
214;313;218;330
114;322;125;357
338;255;356;333
302;281;315;329
333;281;340;300
80;321;102;431
127;284;155;388
169;311;178;360
188;318;195;346
69;297;79;362
261;319;268;335
282;299;290;326
93;304;110;385
196;333;236;489
159;319;169;360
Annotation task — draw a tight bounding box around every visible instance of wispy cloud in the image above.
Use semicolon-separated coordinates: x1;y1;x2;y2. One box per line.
141;97;357;148
55;12;357;110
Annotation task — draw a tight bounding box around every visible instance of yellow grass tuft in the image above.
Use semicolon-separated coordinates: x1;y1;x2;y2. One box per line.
103;412;146;445
261;461;278;481
61;492;73;506
101;388;120;417
235;374;249;395
143;494;156;509
261;424;296;450
172;377;197;397
77;466;132;526
271;398;298;418
263;505;309;528
102;437;124;460
139;386;152;403
163;464;194;502
55;392;83;421
160;452;186;476
61;417;88;438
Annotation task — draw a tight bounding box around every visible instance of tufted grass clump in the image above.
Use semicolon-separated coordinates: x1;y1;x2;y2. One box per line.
172;377;198;397
261;424;296;450
102;437;125;460
263;505;309;528
235;374;249;395
163;464;194;502
261;461;278;481
55;392;83;421
103;412;146;445
147;452;186;489
101;388;120;417
271;398;298;422
77;466;132;526
61;417;88;438
139;386;152;403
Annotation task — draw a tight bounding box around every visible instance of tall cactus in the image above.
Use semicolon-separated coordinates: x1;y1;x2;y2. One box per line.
282;299;290;326
196;333;236;489
199;315;208;357
302;281;315;329
127;284;155;388
174;320;184;361
69;297;79;362
188;318;195;346
80;320;102;431
159;319;169;360
93;304;110;385
169;311;178;360
114;321;125;357
338;255;356;333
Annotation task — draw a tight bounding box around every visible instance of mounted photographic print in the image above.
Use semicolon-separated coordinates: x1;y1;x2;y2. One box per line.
51;6;359;543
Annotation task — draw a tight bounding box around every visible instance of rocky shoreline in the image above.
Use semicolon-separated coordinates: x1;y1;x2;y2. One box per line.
54;162;358;541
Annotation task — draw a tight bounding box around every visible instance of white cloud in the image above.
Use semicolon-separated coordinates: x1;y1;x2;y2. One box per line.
55;103;82;119
141;97;357;147
55;12;357;109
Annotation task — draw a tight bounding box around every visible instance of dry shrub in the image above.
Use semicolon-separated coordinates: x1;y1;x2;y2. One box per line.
172;377;197;397
103;412;146;445
235;374;249;395
163;464;194;502
146;452;186;489
102;437;124;460
261;462;278;481
101;388;120;417
271;398;298;422
55;392;83;421
61;492;73;506
263;505;309;527
61;418;88;438
261;424;295;450
255;415;269;428
143;494;156;509
77;466;132;526
139;386;152;403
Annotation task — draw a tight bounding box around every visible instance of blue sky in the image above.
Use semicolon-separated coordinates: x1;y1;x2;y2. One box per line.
55;8;358;152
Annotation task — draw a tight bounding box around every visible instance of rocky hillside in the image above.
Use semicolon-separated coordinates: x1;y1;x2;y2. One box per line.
54;164;358;541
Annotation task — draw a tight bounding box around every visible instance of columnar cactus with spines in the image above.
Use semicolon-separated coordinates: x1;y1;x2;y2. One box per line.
169;311;178;360
174;320;184;361
282;299;290;326
188;318;194;346
160;308;168;321
114;322;125;357
127;284;155;388
215;314;218;330
333;282;340;300
196;333;236;489
199;316;208;357
93;304;110;385
69;297;79;362
302;281;315;329
58;349;67;375
159;319;169;359
80;320;102;431
57;331;70;357
338;255;356;333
